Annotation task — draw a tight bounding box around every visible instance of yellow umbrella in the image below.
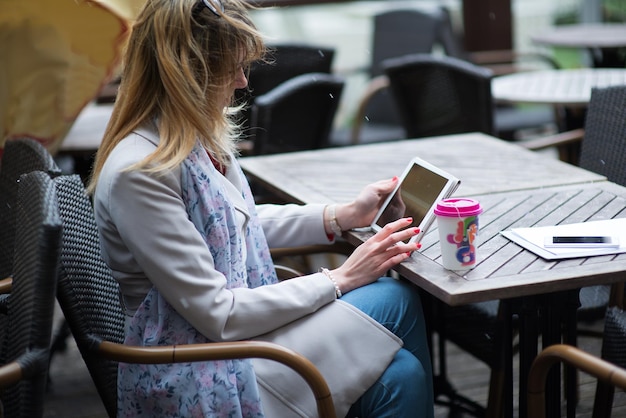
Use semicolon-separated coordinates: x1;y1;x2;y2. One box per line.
0;0;142;154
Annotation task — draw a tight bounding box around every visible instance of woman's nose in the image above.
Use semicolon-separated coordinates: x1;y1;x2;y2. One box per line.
233;67;248;89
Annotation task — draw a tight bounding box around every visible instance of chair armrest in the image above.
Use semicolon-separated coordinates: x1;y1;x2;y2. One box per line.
469;50;559;76
0;362;22;389
97;339;337;418
520;128;584;152
275;264;304;280
527;344;626;418
0;277;12;294
271;242;353;280
520;128;584;163
350;75;390;145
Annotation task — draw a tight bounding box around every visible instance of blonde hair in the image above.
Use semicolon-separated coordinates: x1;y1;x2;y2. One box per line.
88;0;265;193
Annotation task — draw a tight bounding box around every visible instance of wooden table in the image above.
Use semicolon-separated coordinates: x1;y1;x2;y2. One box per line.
491;68;626;108
531;23;626;68
239;132;623;418
240;132;604;203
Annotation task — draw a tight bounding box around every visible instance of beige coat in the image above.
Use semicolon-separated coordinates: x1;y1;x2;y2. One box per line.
93;125;402;417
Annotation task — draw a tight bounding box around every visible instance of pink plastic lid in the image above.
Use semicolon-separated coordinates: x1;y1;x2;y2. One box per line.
434;198;482;217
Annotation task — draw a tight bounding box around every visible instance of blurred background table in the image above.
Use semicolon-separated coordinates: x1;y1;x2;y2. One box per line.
531;23;626;68
492;68;626;108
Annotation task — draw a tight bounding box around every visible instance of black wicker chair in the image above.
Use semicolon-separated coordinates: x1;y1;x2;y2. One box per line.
382;53;495;139
236;42;335;144
0;171;61;418
0;138;61;278
53;174;336;418
340;8;448;145
436;5;559;141
247;72;345;156
528;301;626;418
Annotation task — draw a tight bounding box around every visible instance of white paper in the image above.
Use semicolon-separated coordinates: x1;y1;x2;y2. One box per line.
500;218;626;260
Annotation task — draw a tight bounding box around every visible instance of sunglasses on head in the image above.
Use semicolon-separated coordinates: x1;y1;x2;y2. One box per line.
201;0;224;17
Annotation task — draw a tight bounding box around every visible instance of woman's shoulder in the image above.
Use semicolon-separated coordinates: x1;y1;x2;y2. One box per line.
104;128;158;172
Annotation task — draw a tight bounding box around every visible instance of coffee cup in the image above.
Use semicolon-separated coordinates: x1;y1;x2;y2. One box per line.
434;198;483;271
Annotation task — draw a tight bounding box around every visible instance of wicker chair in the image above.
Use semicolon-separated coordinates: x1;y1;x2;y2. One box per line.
0;171;62;418
0;138;61;278
340;8;448;145
528;304;626;418
237;42;335;144
244;72;345;156
435;5;559;141
52;174;336;418
382;53;495;139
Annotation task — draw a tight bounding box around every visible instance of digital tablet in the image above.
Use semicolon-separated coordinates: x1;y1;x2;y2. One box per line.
371;157;461;244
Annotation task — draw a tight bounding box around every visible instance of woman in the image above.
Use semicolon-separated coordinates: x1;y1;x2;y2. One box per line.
88;0;434;416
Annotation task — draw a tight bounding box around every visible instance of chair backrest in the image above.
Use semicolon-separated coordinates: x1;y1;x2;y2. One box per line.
53;174;125;418
382;53;495;139
237;43;335;135
0;171;61;418
365;8;448;127
0;138;62;278
249;72;345;155
578;85;626;186
370;8;446;77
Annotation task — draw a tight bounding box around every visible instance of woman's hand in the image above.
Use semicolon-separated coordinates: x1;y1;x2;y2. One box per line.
330;217;420;294
335;177;400;231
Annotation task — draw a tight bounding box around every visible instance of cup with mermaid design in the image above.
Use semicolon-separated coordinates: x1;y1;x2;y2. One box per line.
434;198;483;271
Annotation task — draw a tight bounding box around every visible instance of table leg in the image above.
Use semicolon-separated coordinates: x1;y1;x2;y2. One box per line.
538;290;581;418
588;47;626;68
500;300;514;418
564;290;581;418
518;297;540;418
542;293;563;418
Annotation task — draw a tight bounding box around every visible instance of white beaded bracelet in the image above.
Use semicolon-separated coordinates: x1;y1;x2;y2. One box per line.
328;204;343;237
320;267;342;299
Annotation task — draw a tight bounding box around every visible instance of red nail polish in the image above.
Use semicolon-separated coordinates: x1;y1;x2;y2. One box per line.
406;217;413;223
392;176;398;181
413;228;420;234
416;243;422;249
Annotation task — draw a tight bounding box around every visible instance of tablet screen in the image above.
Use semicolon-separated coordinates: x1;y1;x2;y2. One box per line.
371;157;460;245
375;163;450;230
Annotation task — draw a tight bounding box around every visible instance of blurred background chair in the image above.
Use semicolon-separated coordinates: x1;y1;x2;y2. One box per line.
342;5;560;145
236;42;335;141
242;72;345;156
381;53;495;139
333;8;448;146
435;6;561;142
0;171;61;418
52;174;336;418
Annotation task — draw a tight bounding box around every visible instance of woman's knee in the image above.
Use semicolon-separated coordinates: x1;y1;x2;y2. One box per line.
342;277;424;322
350;348;433;418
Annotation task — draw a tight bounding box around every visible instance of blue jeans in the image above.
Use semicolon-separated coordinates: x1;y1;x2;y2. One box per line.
342;277;434;418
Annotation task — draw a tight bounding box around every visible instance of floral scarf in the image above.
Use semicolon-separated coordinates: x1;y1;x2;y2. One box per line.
117;143;278;417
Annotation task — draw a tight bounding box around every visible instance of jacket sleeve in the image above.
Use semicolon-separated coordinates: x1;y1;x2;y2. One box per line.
94;138;337;342
256;203;333;248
